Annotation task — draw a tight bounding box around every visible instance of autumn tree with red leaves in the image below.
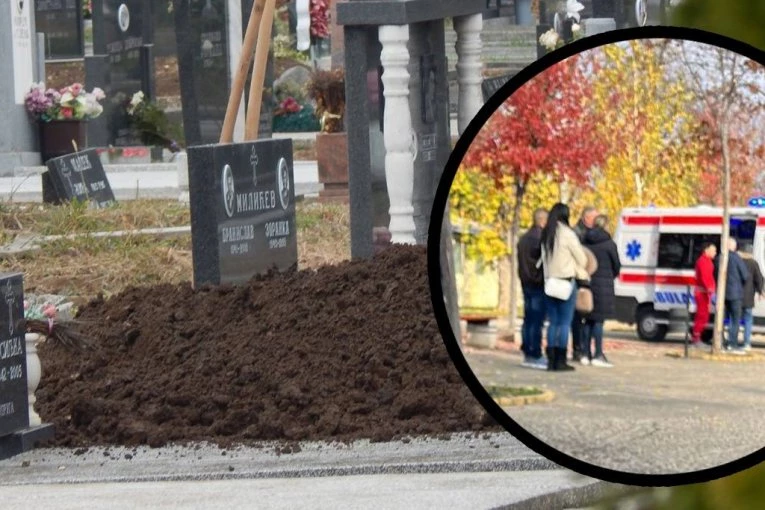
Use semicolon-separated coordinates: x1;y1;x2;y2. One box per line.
694;107;765;206
459;54;606;338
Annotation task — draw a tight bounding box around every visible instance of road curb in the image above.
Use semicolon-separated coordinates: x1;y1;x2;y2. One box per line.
492;480;629;510
665;351;765;362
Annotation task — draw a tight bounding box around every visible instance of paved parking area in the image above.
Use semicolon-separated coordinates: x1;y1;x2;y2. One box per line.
465;339;765;475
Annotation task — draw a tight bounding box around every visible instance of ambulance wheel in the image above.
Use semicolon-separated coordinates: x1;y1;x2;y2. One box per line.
636;306;667;341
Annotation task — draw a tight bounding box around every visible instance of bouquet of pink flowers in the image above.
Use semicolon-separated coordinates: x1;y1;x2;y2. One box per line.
309;0;330;39
24;298;90;350
24;82;106;123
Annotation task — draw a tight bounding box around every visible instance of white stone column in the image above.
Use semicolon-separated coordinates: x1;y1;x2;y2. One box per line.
295;0;311;51
453;14;483;136
25;333;42;427
379;24;416;245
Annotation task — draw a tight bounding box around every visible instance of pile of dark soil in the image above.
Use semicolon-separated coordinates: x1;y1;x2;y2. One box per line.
37;245;497;448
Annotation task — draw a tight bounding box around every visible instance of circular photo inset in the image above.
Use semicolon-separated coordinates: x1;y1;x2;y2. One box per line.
118;3;130;33
222;164;235;218
428;26;765;486
277;157;291;210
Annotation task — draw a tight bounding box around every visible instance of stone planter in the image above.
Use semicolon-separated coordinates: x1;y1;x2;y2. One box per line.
25;333;42;427
315;131;349;202
465;321;498;350
38;120;88;162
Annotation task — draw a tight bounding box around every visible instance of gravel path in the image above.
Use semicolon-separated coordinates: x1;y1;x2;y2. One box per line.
465;339;765;475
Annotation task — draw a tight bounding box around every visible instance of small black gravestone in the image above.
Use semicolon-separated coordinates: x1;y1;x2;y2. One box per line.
42;149;117;208
188;139;297;287
0;273;29;439
98;0;148;147
35;0;84;60
482;72;517;103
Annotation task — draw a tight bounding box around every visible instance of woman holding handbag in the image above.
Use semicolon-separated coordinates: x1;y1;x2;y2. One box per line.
540;203;591;371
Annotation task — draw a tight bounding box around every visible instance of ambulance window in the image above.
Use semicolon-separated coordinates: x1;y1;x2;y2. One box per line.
658;234;691;269
690;234;721;265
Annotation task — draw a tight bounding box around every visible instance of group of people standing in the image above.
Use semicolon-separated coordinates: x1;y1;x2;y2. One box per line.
691;237;764;352
518;203;621;372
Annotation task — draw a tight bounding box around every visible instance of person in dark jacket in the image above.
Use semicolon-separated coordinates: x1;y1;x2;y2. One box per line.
581;215;621;367
570;205;598;362
738;242;763;352
517;208;548;369
714;238;750;352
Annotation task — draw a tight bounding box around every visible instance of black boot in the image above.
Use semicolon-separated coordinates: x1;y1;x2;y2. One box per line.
555;347;576;371
546;347;555;371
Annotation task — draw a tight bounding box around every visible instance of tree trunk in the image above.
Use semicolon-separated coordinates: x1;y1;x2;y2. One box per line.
712;121;732;354
440;205;463;346
497;253;511;321
505;182;525;343
559;177;571;203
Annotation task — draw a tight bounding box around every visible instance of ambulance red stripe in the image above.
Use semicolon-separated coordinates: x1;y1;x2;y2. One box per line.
622;216;660;225
619;273;697;286
622;216;723;226
623;216;765;226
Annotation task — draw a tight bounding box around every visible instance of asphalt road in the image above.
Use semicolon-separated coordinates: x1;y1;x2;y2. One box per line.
465;339;765;476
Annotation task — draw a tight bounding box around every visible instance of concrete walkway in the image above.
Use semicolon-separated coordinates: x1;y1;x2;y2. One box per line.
0;160;321;203
465;339;765;475
0;433;619;509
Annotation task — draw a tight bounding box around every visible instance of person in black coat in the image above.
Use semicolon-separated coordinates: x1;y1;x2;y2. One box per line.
739;242;763;351
571;205;598;362
581;216;621;367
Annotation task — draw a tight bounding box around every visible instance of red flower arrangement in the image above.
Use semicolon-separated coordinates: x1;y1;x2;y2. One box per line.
309;0;330;39
275;96;303;116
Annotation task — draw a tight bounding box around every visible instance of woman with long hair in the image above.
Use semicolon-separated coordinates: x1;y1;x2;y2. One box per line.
540;203;590;371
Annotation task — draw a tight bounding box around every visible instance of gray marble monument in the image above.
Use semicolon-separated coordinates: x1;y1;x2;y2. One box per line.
0;0;43;169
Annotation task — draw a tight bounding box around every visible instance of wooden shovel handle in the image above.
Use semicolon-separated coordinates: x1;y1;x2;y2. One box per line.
219;0;268;144
244;0;277;141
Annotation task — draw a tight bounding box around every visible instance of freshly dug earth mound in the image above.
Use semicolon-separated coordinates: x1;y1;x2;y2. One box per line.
37;245;498;448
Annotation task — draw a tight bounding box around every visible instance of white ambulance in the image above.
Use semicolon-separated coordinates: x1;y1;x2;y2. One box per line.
613;206;765;341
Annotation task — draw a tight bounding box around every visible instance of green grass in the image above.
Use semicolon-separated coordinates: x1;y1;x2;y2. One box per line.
1;199;190;238
0;200;351;300
486;385;544;399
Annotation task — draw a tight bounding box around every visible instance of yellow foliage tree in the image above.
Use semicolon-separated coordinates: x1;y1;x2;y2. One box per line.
449;164;507;264
581;40;704;220
517;172;564;229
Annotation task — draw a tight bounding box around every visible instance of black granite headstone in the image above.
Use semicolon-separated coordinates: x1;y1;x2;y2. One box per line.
191;0;230;143
174;0;275;145
0;273;29;439
188;139;297;287
482;72;517;103
91;0;150;147
35;0;84;60
42;149;117;208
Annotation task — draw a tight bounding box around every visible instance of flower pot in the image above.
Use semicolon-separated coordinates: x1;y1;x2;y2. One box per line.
315;132;349;202
38;120;88;162
25;333;43;427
